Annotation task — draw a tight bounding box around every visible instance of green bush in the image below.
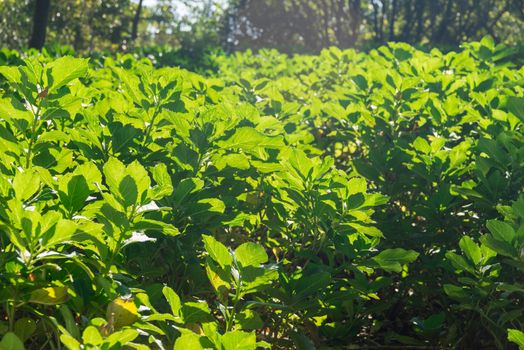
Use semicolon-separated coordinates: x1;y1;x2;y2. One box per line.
0;37;522;349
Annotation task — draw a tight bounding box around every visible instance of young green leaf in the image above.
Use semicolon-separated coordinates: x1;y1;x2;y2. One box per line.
217;127;284;150
0;332;25;350
235;243;268;268
486;220;516;244
58;174;91;215
220;331;257;350
508;329;524;348
45;56;89;93
371;249;419;273
13;169;40;201
174;333;205;350
202;235;232;269
162;286;182;316
459;236;482;265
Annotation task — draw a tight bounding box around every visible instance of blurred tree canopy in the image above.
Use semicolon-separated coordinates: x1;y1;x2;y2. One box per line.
226;0;524;53
0;0;225;52
0;0;523;55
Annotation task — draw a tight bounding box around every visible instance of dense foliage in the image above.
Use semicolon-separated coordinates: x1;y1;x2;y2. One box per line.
0;37;523;349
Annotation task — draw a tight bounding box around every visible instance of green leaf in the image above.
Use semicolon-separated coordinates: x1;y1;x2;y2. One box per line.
443;284;470;301
151;163;173;199
14;318;36;343
194;198;225;215
202;235;232;269
0;98;32;132
213;153;251;170
507;96;524;123
45;56;89;93
82;326;103;346
59;332;81;350
445;252;475;274
0;332;25;350
103;155;150;210
119;175;138;208
59;305;80;340
487;220;516;244
172;178;204;203
111;123;140;154
104;329;139;347
422;313;445;331
508;329;524;348
103;157;126;197
217;127;284;150
352;75;368;90
480;234;516;257
241;267;277;294
348;223;384;238
293;272;331;298
58;174;91;214
13;169;40;201
459;236;482;265
235;243;268;268
220;331;257;350
480;35;495;50
127;160;151;204
236;310;263;330
180;302;212;323
76;162;102;191
289;331;316;350
133;219;179;236
174;334;204;350
206;258;231;296
41;219;77;249
162;286;181;316
29;286;69;305
412;137;431;154
0;66;22;84
372;249;419;272
113;67;144;103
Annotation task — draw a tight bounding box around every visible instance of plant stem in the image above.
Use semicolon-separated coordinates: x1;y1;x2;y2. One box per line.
104;204;138;274
25;102;41;168
142;102;160;148
226;276;242;331
7;300;16;331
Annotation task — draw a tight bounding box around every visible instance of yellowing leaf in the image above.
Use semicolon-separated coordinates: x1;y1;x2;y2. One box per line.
106;297;139;330
29;287;69;305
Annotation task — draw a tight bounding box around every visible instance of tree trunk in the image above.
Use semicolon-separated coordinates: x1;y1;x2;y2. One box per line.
131;0;144;41
378;0;387;43
399;0;413;42
320;0;332;48
29;0;51;49
389;0;398;41
348;0;362;46
372;2;380;42
433;0;453;43
334;0;345;47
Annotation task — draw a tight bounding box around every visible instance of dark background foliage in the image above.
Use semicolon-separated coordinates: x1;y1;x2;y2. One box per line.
1;0;523;57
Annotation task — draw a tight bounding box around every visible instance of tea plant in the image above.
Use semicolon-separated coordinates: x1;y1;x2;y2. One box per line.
0;37;522;349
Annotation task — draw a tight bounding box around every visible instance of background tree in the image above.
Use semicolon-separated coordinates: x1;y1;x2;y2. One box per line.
131;0;144;42
1;0;523;55
224;0;524;52
364;0;524;46
0;0;32;50
29;0;51;49
225;0;351;53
